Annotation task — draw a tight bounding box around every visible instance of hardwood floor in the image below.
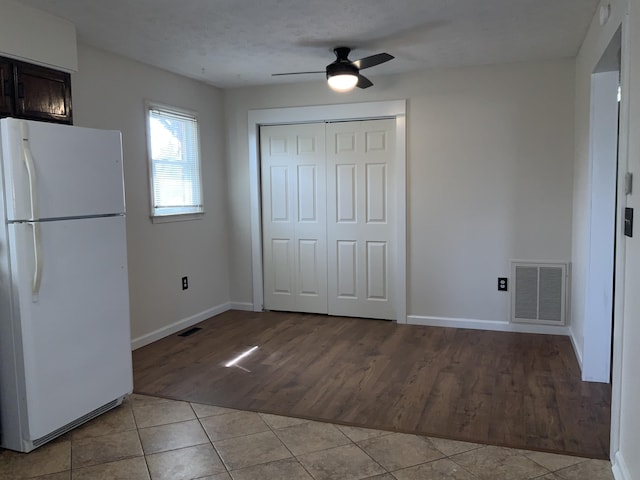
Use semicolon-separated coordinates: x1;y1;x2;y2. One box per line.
132;310;611;459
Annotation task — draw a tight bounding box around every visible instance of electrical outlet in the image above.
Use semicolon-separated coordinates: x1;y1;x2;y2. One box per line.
182;276;188;290
498;277;508;291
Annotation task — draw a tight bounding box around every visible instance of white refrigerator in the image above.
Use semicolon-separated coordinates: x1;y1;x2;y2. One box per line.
0;118;133;453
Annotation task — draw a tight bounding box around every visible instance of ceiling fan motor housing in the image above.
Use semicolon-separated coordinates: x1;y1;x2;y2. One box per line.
326;46;358;79
326;61;358;79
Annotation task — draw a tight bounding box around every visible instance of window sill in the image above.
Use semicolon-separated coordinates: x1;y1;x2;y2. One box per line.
151;212;204;224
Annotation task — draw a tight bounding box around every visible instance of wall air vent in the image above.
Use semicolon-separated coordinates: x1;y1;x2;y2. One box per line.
510;261;568;326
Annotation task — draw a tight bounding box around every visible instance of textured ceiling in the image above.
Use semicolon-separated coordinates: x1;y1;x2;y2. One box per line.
16;0;599;88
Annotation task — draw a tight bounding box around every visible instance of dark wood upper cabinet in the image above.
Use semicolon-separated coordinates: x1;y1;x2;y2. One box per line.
0;56;73;125
0;58;14;118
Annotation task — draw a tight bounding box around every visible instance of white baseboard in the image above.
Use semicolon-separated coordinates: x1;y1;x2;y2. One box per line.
612;451;631;480
229;301;255;311
407;315;571;336
131;302;232;350
569;326;584;370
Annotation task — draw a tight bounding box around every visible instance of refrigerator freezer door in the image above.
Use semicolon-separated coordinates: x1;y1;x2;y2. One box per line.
1;118;125;222
7;216;132;441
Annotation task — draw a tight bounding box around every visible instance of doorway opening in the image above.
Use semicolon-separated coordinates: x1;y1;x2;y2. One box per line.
582;27;621;383
248;101;407;323
260;119;398;319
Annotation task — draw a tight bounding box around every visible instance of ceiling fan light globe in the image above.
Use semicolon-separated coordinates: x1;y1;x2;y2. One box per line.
328;74;358;92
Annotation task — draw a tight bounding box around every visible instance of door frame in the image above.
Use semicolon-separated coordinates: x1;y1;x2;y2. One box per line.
582;65;619;383
248;100;407;323
609;14;630;466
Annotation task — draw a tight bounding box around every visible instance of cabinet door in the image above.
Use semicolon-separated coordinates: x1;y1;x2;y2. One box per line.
15;62;72;124
0;58;14;117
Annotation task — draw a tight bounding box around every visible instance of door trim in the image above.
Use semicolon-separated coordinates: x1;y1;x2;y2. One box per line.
609;13;630;464
582;69;619;383
248;100;407;323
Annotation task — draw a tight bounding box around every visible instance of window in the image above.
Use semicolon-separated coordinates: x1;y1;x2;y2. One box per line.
146;102;203;220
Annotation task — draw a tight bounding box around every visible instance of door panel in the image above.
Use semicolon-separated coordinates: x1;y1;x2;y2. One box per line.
366;241;388;299
14;61;73;124
0;58;14;117
336;131;356;152
336;164;356;222
271;239;293;295
261;123;327;313
269;166;290;222
337;240;357;298
298;239;321;295
327;119;396;320
1;118;124;221
366;164;387;223
9;216;131;439
297;165;317;222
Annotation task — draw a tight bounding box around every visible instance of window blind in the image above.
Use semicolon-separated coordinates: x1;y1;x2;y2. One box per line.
148;105;203;217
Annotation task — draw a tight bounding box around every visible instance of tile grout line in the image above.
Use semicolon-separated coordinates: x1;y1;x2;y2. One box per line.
340;428;393;477
191;402;233;478
523;451;591;474
446;445;562;480
357;434;477;479
445;446;490;480
260;414;321;480
129;396;154;480
68;422;74;478
267;418;378;476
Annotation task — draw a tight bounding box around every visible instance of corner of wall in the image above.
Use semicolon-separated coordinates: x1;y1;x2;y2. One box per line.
612;450;632;480
131;302;232;350
568;325;584;370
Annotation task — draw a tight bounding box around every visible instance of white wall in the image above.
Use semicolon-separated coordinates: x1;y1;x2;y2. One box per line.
224;60;575;328
71;44;230;345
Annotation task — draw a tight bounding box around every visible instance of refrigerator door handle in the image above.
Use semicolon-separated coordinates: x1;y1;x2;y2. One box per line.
21;123;42;296
21;122;39;221
27;221;43;297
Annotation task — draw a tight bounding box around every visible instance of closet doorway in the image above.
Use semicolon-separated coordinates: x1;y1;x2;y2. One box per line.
248;101;407;323
261;119;396;320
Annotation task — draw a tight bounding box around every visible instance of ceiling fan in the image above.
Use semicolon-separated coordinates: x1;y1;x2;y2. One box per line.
273;47;394;92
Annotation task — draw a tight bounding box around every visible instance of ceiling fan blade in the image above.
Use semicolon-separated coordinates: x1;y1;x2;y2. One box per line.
353;53;394;70
356;74;373;89
272;71;325;76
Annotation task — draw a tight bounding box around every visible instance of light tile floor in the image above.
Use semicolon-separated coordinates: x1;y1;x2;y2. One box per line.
0;394;615;480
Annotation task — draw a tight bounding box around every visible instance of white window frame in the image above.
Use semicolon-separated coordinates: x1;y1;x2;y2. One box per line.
145;101;204;223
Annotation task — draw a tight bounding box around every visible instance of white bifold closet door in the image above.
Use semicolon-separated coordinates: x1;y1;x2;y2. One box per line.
261;119;396;320
260;123;328;314
326;119;396;320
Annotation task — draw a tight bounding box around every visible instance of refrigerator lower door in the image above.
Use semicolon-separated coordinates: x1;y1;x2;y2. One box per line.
5;215;132;448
